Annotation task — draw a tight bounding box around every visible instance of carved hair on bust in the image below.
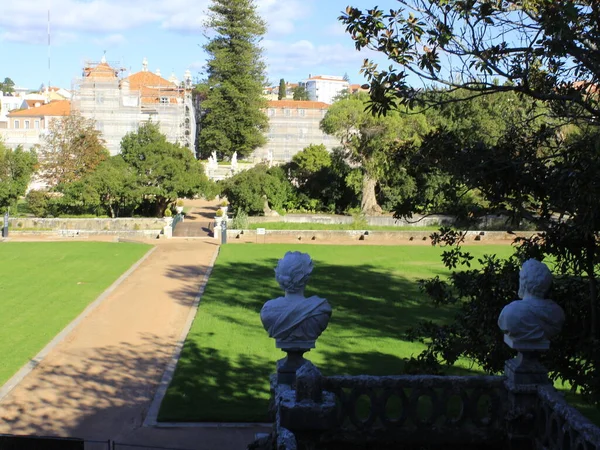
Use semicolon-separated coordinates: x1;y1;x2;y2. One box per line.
275;251;313;293
519;259;552;299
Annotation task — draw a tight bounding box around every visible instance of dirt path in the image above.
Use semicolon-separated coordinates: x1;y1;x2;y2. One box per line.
0;200;268;450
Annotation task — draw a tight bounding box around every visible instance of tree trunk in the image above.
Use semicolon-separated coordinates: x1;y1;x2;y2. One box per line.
361;173;382;216
155;198;169;217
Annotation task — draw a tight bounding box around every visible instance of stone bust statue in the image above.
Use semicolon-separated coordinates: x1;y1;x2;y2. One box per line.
498;259;565;350
260;251;332;349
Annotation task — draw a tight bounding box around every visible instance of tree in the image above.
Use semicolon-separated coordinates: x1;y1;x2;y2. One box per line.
0;77;15;95
220;164;292;215
38;113;109;187
292;86;309;101
278;78;286;100
341;1;600;403
87;156;141;218
320;93;429;215
341;2;600;121
121;122;212;216
198;0;269;160
0;142;37;212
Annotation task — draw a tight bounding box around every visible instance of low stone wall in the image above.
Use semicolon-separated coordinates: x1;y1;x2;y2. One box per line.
247;213;454;227
3;217;166;231
226;229;532;244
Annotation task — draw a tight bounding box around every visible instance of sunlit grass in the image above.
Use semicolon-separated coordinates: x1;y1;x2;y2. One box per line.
0;242;152;385
159;244;515;422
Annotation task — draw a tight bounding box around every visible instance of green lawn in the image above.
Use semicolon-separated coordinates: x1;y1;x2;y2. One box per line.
158;244;515;422
0;241;152;385
248;222;442;231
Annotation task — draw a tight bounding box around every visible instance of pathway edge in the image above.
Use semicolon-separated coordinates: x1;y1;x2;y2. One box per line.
0;244;157;403
143;245;220;427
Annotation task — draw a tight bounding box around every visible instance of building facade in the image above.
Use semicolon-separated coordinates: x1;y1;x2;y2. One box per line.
71;56;195;155
303;75;349;105
1;100;71;149
253;100;340;162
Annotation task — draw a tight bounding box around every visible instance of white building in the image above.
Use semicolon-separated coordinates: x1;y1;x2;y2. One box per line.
0;94;25;129
303;75;349;105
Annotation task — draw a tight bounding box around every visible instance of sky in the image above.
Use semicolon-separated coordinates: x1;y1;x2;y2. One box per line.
0;0;392;91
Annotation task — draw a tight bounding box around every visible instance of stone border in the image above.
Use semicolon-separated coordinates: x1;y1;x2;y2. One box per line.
0;245;157;402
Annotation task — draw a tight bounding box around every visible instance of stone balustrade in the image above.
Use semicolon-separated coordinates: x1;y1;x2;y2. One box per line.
256;256;600;450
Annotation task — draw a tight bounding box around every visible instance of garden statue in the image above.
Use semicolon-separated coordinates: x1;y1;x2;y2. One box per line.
261;251;332;349
498;259;565;351
231;151;238;170
211;150;218;165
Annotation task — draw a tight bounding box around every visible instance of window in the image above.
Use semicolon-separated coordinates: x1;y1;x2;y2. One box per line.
34;120;40;129
96;93;104;104
160;97;169;104
284;108;291;117
96;121;104;132
298;128;307;140
25;120;30;129
268;108;275;117
14;120;19;129
298;109;305;117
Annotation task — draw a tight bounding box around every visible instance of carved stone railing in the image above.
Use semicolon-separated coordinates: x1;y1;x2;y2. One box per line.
273;362;508;450
533;385;600;450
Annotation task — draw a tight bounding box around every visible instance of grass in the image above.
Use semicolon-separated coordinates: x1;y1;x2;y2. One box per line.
158;243;516;423
247;222;443;231
0;241;152;385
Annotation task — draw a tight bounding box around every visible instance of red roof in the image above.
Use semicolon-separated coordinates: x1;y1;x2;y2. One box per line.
267;100;330;109
84;62;118;79
127;71;176;90
8;100;71;117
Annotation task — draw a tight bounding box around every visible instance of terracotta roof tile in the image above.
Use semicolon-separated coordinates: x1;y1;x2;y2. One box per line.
8;100;71;117
85;62;117;79
307;75;348;82
127;71;177;90
268;100;330;109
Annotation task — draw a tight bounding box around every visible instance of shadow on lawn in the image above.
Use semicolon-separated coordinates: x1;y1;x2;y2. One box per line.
158;256;462;422
171;257;454;342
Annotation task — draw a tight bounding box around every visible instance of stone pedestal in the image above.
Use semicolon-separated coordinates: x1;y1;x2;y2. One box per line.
276;347;310;386
504;348;551;450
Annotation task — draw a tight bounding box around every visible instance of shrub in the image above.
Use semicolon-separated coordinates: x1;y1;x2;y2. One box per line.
176;199;185;207
26;190;50;217
220;200;229;207
164;209;173;217
215;209;224;217
231;210;249;229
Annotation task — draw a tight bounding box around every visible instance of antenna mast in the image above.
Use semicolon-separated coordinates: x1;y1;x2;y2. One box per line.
47;8;51;98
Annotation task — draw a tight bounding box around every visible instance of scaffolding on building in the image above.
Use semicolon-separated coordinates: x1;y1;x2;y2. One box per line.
71;59;195;156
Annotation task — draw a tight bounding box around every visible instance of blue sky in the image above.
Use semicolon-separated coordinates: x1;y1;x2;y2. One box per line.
0;0;393;91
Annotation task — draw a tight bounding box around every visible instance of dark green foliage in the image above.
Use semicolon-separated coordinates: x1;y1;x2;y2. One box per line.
0;144;37;213
340;0;600;405
121;122;213;216
25;190;50;217
278;78;286;100
341;1;600;121
220;164;293;215
292;86;309;101
49;123;214;217
198;0;268;159
320;93;430;215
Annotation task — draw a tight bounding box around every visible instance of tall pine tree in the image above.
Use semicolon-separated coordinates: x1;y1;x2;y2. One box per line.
198;0;268;160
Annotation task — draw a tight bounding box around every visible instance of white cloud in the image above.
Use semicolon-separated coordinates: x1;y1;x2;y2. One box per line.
262;38;379;82
0;0;305;45
257;0;313;36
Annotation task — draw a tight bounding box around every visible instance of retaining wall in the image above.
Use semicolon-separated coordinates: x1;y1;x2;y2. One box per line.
225;229;531;244
3;217;167;231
